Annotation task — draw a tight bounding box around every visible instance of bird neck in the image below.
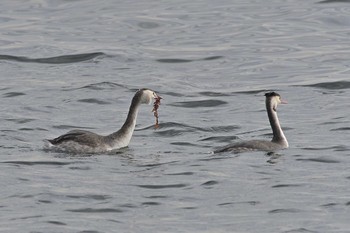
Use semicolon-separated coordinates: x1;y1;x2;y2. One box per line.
266;101;288;146
108;94;141;146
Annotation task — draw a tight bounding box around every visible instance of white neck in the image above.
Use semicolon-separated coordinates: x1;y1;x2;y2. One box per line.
266;102;288;147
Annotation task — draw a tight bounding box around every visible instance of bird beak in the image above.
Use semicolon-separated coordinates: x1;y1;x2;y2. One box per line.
281;99;288;104
155;94;163;100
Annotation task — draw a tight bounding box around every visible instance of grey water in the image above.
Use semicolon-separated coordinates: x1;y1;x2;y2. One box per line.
1;0;349;232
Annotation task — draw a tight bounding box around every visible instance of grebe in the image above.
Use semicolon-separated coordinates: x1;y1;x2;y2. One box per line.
214;92;288;153
45;88;160;153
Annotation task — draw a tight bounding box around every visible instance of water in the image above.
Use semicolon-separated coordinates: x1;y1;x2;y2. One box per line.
1;0;349;232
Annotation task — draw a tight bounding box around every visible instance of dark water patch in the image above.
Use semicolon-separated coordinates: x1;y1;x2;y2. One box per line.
144;195;169;199
268;208;301;214
272;184;304;188
10;194;34;198
69;166;92;170
119;203;137;208
199;89;268;98
206;125;240;133
166;172;194;176
181;206;197;210
201;56;223;61
3;92;26;98
18;177;30;182
66;194;111;201
197;155;236;162
155;129;189;137
77;98;111;105
10;215;43;221
283;228;318;233
200;135;239;143
78;231;101;233
296;157;340;163
143;122;211;133
302;145;347;151
171;142;206;148
19;127;47;131
138;21;159;29
320;203;338;208
142;202;161;206
67;208;123;213
170;99;227;108
0;52;105;64
157;58;193;63
136;184;188;189
201;180;219;186
38;199;52;204
318;0;350;3
346;201;350;206
47;221;67;226
331;127;350;131
52;125;95;130
156;56;223;63
148;121;192;129
76;82;129;91
233;89;268;95
135;160;179;168
5;118;35;124
2;160;72;166
218;201;260;206
300;81;350;90
161;91;184;97
198;91;231;97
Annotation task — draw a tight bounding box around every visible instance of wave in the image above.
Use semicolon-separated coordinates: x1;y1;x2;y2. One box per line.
0;52;105;64
298;80;350;90
156;56;223;63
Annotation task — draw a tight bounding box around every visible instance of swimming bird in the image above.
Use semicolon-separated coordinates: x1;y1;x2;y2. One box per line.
45;88;161;153
214;92;288;153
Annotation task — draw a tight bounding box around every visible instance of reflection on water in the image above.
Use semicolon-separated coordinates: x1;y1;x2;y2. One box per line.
1;0;350;232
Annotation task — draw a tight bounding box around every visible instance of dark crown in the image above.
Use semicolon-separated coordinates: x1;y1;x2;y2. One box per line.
264;92;280;97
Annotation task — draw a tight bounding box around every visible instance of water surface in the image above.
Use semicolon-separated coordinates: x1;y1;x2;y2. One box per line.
1;0;349;232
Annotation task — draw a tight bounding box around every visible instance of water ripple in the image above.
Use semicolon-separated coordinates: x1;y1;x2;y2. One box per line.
136;184;188;189
47;221;67;226
271;184;304;188
66;194;112;201
166;172;194;176
282;228;318;233
201;180;219;186
296;157;340;163
218;201;260;206
67;208;123;213
156;56;223;63
5;118;35;124
170;99;227;108
268;208;301;214
300;81;350;90
0;52;105;64
76;82;129;91
3;92;26;98
77;98;111;105
2;160;72;166
318;0;350;3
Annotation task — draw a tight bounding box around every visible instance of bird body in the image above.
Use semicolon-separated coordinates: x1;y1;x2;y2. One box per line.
46;88;159;153
214;92;288;154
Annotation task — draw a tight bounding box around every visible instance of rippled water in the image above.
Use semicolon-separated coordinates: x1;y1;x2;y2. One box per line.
1;0;350;232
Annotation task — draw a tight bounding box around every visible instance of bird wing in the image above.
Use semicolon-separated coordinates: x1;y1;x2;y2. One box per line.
48;130;103;147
